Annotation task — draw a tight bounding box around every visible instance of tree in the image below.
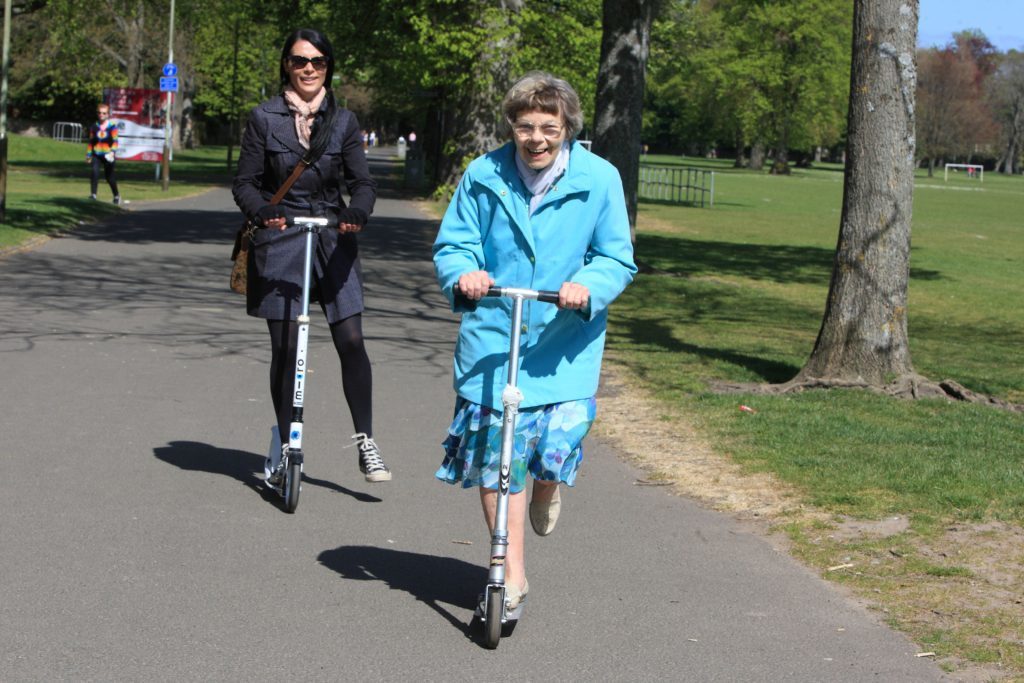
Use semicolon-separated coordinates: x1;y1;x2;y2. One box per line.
916;42;999;175
795;0;918;389
714;0;852;174
592;0;661;234
989;51;1024;174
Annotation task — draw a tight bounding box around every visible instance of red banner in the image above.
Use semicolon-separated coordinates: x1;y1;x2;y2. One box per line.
104;88;170;162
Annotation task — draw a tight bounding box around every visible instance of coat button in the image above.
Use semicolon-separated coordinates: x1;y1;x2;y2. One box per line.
500;190;507;196
521;324;528;333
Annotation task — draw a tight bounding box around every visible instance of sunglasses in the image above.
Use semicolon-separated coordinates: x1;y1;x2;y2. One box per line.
285;55;329;71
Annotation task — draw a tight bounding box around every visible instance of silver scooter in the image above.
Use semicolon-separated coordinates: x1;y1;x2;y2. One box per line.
463;285;560;648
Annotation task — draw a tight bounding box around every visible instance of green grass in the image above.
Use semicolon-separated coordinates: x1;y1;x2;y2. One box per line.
611;156;1024;524
0;134;234;247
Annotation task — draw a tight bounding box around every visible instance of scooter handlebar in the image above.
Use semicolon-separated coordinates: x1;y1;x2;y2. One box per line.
286;216;334;229
454;284;560;305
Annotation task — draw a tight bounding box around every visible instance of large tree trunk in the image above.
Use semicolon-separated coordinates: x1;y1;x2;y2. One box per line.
796;0;918;385
592;0;660;238
438;0;523;190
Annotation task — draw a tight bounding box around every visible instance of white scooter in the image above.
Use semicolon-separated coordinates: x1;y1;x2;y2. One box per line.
264;215;330;513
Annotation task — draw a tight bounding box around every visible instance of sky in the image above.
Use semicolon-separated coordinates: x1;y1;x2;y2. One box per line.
918;0;1024;52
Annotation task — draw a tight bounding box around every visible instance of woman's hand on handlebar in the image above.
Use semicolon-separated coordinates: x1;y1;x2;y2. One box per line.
558;282;590;310
256;204;287;231
456;271;495;300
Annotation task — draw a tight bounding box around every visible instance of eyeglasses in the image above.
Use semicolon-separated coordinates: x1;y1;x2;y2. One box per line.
512;122;563;139
285;55;329;71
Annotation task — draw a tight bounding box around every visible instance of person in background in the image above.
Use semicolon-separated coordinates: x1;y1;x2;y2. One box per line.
432;71;636;610
232;28;392;486
86;103;120;204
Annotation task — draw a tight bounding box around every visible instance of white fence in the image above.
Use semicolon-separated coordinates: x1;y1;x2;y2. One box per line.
53;122;84;143
638;164;715;207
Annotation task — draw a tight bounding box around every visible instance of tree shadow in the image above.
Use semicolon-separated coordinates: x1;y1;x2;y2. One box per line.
636;233;944;284
318;545;486;642
152;441;381;507
613;316;800;383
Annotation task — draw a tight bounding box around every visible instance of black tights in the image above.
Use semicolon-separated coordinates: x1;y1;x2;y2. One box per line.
267;313;373;444
90;156;119;197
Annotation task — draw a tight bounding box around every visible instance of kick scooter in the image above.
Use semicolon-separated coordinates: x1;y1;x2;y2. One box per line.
463;285;559;649
265;215;330;513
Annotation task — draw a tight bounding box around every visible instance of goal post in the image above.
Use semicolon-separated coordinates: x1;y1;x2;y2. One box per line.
944;163;984;182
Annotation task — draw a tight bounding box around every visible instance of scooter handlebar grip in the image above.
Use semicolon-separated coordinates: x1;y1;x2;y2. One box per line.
535;290;560;304
287;216;334;229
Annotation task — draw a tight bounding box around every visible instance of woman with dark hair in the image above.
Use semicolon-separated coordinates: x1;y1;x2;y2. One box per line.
433;72;636;608
233;28;391;486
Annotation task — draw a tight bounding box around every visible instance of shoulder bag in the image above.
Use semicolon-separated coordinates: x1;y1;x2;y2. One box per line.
230;159;310;294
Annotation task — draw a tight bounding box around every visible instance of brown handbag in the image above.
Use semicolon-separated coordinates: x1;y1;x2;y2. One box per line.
230;160;310;294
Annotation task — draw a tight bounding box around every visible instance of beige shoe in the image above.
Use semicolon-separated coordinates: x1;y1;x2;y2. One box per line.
529;485;561;536
506;577;529;610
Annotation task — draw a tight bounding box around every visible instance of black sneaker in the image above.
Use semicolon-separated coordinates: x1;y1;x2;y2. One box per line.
113;195;121;205
352;433;391;482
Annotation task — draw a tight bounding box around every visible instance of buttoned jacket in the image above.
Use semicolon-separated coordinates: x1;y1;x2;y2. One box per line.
232;95;376;322
433;140;636;409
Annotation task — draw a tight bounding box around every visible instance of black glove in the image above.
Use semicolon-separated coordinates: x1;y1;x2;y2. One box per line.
337;207;368;227
256;204;286;226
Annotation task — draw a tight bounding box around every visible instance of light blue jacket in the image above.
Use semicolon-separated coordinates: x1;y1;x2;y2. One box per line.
433;140;637;410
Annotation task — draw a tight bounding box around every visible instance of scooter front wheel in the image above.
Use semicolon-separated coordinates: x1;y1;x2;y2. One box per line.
284;461;301;513
483;585;504;649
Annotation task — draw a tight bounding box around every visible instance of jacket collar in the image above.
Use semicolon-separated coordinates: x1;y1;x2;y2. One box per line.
262;94;327;158
477;140;594;253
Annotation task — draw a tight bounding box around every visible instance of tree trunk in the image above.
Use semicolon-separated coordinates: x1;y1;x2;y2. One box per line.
439;0;523;190
748;141;766;170
592;0;660;238
796;0;918;385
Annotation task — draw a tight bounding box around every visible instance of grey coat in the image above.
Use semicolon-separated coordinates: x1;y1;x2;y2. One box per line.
232;95;377;323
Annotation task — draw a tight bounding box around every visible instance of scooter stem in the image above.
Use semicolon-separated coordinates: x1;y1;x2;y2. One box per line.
489;293;526;587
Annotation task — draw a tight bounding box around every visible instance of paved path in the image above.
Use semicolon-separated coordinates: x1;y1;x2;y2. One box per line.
0;152;946;681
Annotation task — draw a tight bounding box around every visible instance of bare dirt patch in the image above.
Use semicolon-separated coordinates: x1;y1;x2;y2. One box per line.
595;360;802;519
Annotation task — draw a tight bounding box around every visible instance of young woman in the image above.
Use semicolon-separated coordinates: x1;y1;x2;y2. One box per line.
232;28;391;485
433;72;636;607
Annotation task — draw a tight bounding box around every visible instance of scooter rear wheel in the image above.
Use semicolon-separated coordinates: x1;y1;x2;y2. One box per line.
483;585;504;649
284;461;301;513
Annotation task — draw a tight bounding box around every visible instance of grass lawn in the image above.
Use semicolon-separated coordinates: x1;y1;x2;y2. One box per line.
0;134;233;248
614;155;1024;675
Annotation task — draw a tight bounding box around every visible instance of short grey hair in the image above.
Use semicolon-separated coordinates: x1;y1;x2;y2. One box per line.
501;71;584;139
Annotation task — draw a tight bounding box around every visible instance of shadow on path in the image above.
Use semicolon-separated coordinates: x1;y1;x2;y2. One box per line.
318;545;486;642
153;440;381;506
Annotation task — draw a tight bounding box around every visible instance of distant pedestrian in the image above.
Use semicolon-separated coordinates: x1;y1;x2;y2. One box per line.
368;129;377;147
86;103;121;204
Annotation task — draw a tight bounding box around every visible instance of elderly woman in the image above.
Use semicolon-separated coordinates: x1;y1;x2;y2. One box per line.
433;72;636;608
233;28;391;485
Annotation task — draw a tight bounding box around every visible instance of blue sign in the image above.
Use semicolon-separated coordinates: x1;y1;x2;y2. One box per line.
162;63;178;77
159;77;179;92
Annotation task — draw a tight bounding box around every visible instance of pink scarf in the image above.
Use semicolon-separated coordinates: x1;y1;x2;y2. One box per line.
282;86;326;149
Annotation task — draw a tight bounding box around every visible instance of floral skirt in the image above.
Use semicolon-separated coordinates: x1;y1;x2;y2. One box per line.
435;396;597;494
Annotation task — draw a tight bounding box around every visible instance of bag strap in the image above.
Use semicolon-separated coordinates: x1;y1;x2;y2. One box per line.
268;159;311;205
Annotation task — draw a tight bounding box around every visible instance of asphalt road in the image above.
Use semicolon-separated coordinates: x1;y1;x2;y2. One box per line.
0;152;946;681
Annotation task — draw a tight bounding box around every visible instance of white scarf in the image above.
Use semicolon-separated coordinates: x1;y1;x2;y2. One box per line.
515;144;569;216
282;86;326;149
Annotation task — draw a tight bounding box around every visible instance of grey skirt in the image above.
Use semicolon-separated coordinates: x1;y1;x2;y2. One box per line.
246;225;364;323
